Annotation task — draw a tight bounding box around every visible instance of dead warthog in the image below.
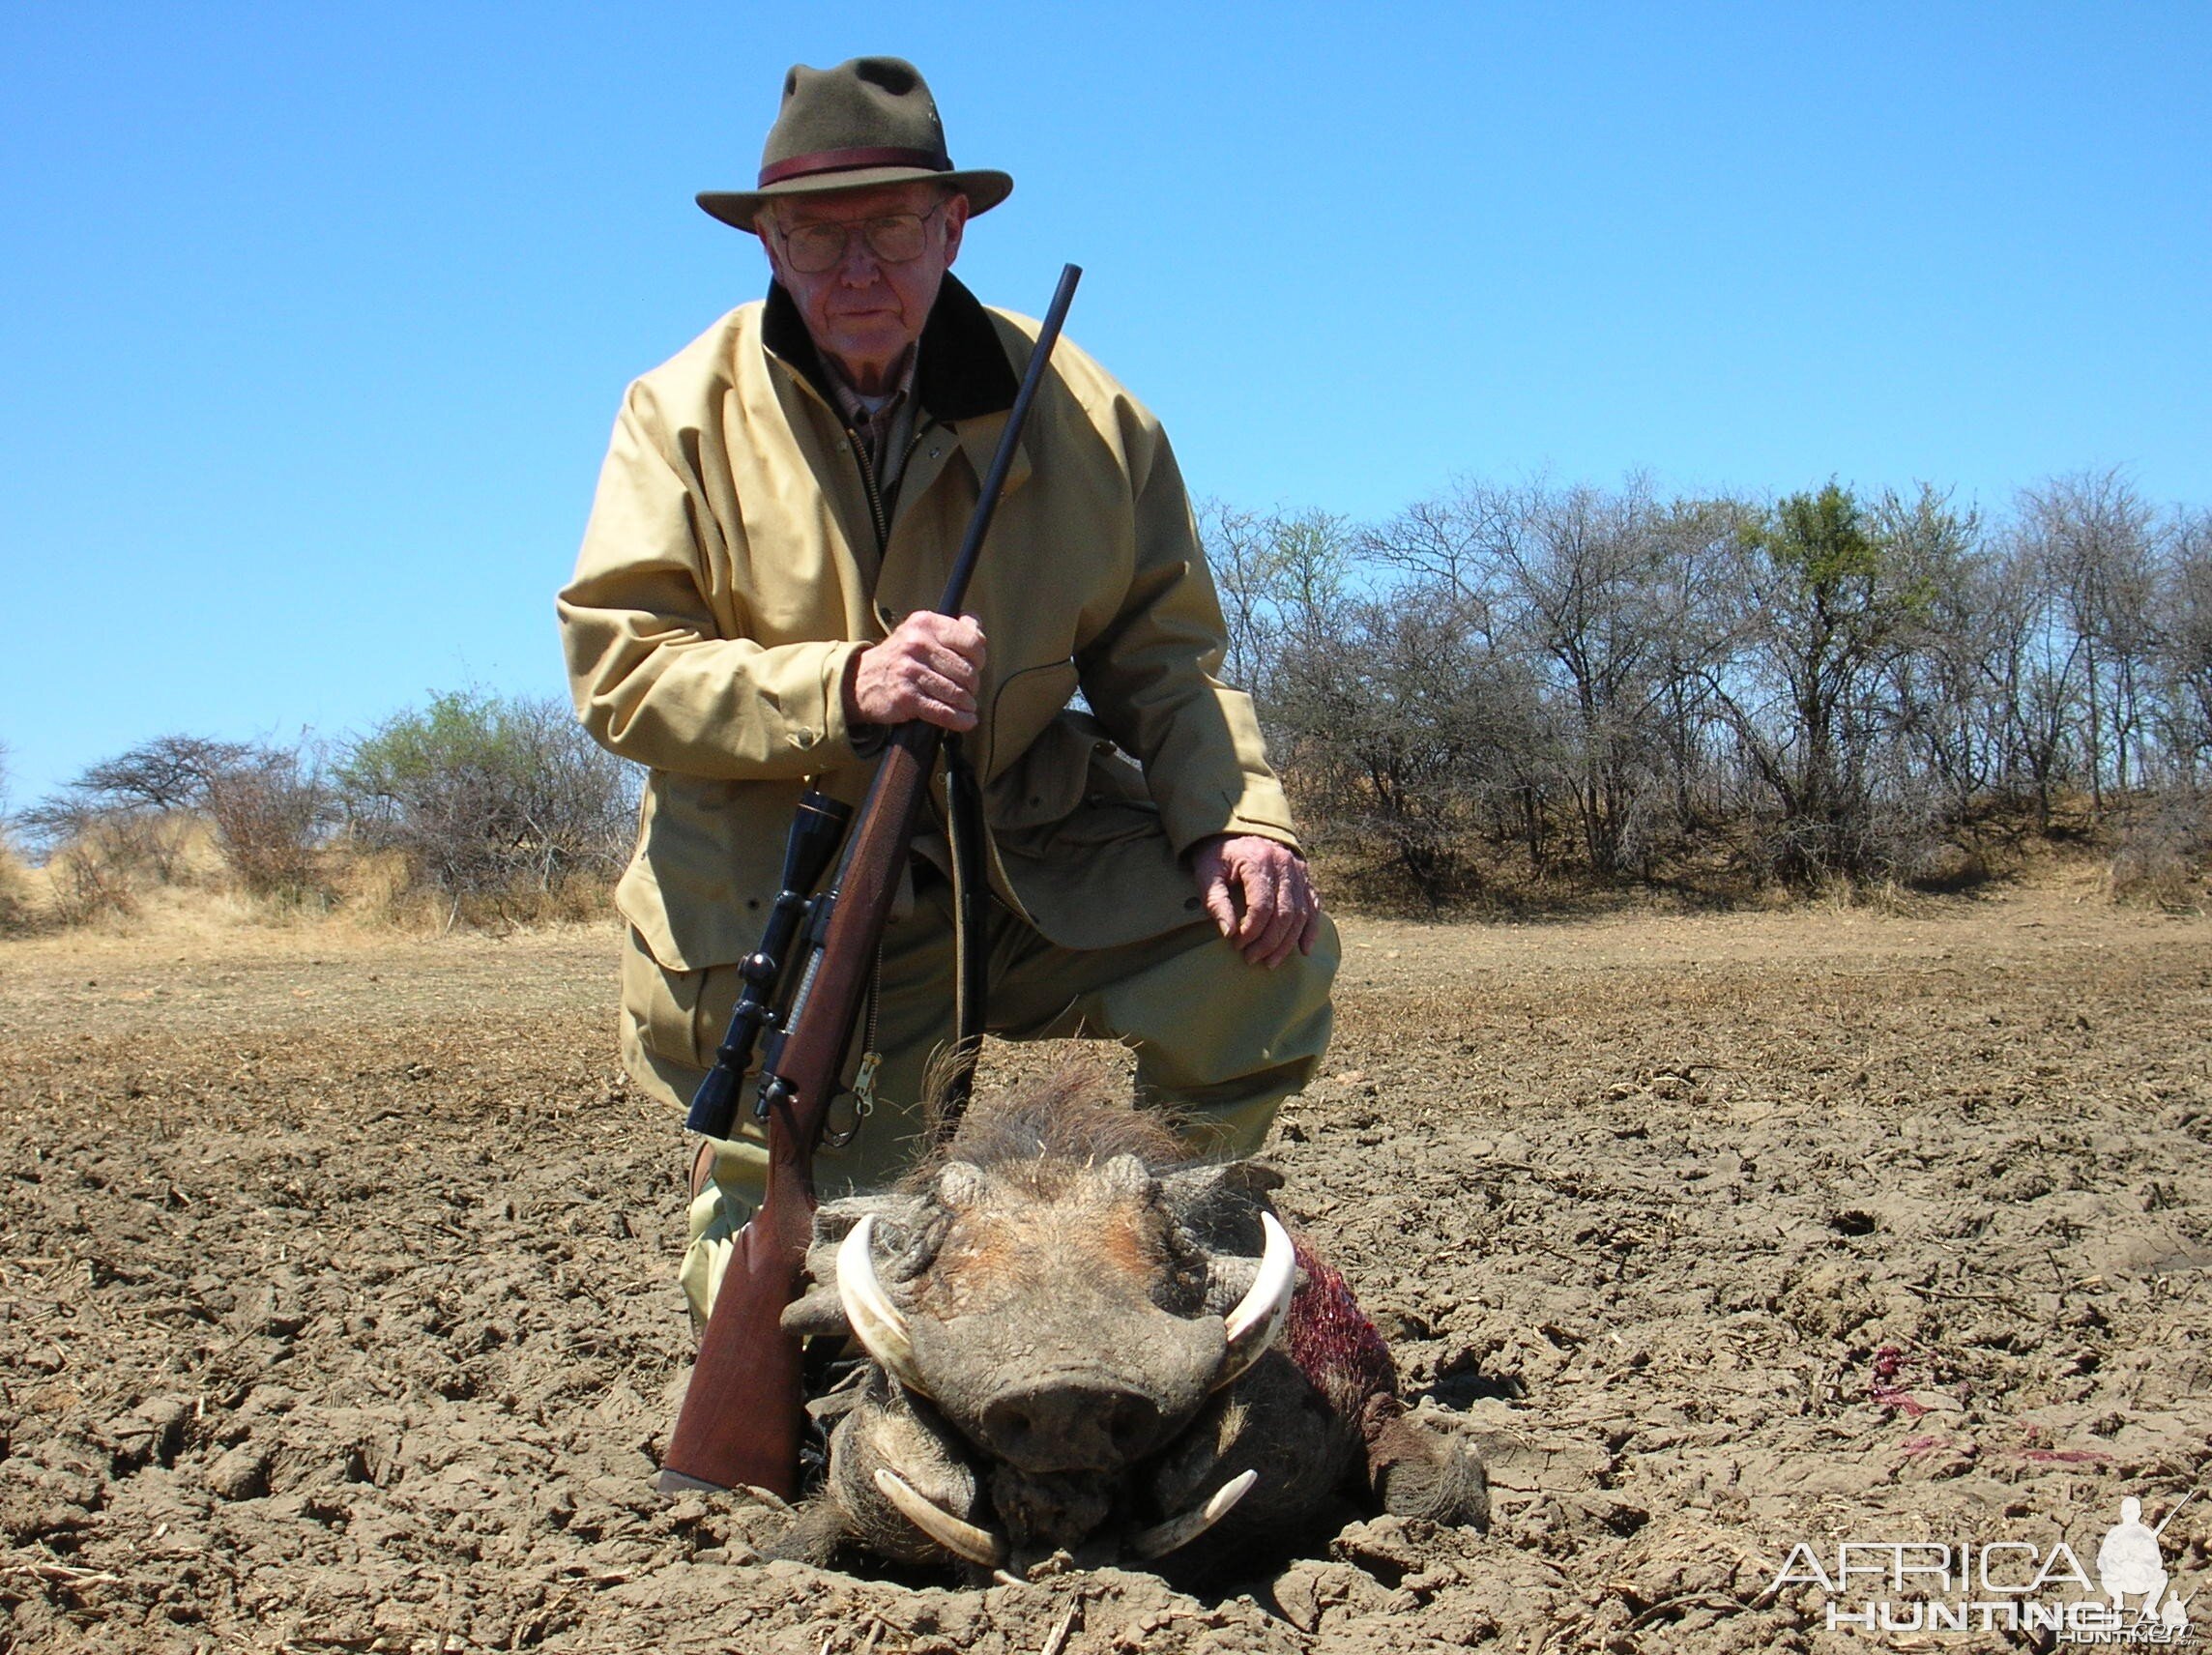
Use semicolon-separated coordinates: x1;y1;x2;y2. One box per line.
774;1063;1486;1577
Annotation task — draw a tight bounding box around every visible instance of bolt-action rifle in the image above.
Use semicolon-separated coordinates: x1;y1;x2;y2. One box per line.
657;264;1083;1497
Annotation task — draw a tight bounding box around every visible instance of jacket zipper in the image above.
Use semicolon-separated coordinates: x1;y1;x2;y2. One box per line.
849;418;936;563
852;439;889;556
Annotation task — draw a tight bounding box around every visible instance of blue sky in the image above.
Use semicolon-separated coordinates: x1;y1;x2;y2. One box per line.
2;2;2206;807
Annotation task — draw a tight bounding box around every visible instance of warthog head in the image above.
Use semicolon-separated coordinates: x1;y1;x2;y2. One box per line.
778;1063;1485;1577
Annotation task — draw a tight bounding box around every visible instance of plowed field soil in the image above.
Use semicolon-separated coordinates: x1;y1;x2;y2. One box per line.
3;874;2208;1652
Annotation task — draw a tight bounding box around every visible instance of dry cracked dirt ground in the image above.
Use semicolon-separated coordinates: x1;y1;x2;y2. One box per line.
2;873;2208;1653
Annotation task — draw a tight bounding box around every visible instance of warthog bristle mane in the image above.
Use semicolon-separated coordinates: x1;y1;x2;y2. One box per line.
912;1056;1187;1182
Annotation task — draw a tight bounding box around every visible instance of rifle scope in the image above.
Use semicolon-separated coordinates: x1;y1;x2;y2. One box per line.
685;789;853;1140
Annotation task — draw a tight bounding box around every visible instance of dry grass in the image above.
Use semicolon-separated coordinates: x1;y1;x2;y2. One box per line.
0;826;623;943
0;786;2186;949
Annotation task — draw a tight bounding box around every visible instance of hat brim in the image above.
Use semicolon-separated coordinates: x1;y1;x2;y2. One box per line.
698;167;1012;231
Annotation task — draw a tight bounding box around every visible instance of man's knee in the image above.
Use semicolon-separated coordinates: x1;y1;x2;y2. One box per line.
1118;912;1338;1084
1096;913;1339;1157
679;1158;756;1327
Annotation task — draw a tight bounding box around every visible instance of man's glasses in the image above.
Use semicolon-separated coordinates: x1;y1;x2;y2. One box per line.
773;203;945;275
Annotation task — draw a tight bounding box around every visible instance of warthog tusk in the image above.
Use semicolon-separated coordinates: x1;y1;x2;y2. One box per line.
872;1466;1009;1567
1125;1468;1259;1560
1215;1211;1295;1388
837;1214;928;1395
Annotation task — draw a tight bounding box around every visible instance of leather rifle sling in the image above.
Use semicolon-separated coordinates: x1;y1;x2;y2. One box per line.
938;734;988;1134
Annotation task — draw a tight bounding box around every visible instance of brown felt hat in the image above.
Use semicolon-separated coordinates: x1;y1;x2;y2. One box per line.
697;56;1013;230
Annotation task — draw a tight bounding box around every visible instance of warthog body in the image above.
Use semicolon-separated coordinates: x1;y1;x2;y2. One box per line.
774;1065;1486;1576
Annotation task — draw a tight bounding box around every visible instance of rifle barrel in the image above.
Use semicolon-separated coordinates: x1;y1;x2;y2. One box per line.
2153;1489;2195;1537
937;264;1082;615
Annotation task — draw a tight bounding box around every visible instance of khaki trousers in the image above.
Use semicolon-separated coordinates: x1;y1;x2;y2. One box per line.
619;873;1339;1321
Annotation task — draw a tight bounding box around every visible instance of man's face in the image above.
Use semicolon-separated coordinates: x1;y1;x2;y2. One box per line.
759;181;969;392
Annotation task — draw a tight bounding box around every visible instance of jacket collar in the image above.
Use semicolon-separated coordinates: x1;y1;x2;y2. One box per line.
762;272;1019;424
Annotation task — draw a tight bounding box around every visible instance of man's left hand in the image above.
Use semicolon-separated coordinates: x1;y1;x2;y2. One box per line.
1190;835;1322;969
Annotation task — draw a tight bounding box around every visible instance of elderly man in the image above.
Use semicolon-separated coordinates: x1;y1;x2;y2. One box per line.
560;57;1337;1321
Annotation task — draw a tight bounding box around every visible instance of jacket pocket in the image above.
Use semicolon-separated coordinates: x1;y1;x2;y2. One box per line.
622;928;710;1070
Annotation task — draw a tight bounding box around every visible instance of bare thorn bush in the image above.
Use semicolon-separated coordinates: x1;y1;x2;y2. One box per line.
45;825;143;926
335;690;638;925
202;742;334;902
0;740;33;934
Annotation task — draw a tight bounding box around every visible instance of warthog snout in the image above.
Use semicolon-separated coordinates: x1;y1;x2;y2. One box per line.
977;1375;1165;1473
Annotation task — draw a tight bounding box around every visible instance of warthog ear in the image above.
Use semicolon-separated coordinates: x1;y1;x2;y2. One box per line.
935;1161;986;1210
788;1193;932;1336
806;1193;929;1279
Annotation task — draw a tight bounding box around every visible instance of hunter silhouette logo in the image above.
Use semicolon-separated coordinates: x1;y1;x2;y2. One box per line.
2099;1496;2195;1636
1767;1491;2198;1641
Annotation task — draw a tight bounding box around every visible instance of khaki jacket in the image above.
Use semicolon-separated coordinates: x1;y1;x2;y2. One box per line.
560;276;1297;973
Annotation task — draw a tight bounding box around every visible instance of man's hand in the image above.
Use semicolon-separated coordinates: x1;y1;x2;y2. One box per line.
1190;834;1322;969
846;612;987;733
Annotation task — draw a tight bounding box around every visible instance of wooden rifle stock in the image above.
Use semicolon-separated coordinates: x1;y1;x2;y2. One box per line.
658;266;1082;1496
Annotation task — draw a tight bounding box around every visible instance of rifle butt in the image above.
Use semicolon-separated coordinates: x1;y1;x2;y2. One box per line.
656;1207;807;1496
